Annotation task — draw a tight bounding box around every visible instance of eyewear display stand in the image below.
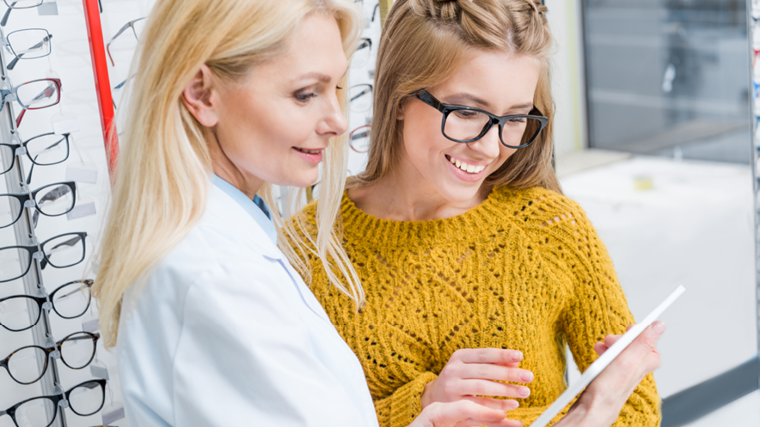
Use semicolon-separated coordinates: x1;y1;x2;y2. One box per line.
0;48;67;427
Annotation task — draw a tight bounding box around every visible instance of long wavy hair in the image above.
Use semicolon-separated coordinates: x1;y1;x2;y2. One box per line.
350;0;561;193
93;0;364;348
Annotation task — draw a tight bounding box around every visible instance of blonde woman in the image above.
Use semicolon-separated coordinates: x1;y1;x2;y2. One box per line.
92;0;523;426
292;0;664;426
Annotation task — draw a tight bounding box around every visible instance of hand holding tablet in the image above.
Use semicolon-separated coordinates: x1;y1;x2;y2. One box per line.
530;285;685;427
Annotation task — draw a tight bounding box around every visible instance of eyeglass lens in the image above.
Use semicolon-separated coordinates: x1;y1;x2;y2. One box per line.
350;85;372;112
7;29;51;60
351;39;371;68
51;281;91;319
59;332;97;369
0;296;39;331
14;397;56;427
7;346;47;383
16;80;59;110
26;133;70;165
444;110;543;146
41;233;85;268
67;380;105;416
0;246;30;282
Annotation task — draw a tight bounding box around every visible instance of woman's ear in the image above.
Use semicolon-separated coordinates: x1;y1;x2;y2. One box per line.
181;64;220;127
396;99;406;121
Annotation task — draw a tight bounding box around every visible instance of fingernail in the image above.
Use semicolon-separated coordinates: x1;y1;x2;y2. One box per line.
512;351;523;361
520;371;533;382
652;321;666;335
519;386;530;397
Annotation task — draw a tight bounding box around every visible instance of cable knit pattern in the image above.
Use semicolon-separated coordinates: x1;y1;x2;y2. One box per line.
293;185;661;427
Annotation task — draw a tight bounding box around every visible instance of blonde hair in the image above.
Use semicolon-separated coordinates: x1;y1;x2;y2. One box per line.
93;0;364;348
351;0;561;193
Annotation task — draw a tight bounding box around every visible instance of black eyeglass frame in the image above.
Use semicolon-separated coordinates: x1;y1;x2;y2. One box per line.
414;89;549;149
0;132;71;176
0;231;87;283
0;279;94;331
0;379;107;427
0;181;77;229
0;331;100;384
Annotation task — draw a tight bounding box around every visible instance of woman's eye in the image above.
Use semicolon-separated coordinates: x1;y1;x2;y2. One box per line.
295;91;318;102
453;110;480;119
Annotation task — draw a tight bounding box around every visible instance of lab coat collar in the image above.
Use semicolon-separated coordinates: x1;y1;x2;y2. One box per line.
205;181;284;260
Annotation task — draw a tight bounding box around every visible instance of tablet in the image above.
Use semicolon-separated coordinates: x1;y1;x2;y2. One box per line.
529;285;685;427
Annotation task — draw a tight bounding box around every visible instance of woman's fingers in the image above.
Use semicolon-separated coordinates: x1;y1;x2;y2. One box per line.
459;379;531;399
594;341;608;356
419;400;523;427
455;348;524;365
464;396;520;411
461;363;534;383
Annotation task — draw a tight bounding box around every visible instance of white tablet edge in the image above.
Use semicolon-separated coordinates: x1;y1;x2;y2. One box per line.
528;285;685;427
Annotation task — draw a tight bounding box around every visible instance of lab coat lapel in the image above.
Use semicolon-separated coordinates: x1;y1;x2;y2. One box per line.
205;185;332;323
205;185;283;259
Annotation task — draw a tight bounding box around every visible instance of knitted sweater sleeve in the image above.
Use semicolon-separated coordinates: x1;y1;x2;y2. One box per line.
519;189;661;426
374;371;439;427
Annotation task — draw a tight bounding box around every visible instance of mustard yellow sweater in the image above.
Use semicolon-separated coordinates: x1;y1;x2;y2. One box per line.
294;185;661;427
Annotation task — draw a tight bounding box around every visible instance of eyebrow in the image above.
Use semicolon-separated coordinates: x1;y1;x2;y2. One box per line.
445;92;534;112
293;72;332;83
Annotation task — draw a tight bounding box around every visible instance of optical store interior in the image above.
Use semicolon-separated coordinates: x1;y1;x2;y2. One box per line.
0;0;759;426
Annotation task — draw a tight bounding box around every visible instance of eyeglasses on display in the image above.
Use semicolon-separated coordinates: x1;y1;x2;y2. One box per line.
1;0;43;27
0;181;76;229
413;89;548;149
1;331;100;385
0;280;94;332
0;379;107;427
0;78;62;127
2;28;52;70
349;124;371;153
349;84;372;112
0;132;71;176
0;232;87;283
106;17;145;66
352;38;372;68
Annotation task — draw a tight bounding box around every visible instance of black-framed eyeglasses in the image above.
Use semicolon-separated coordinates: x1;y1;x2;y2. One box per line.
1;0;43;27
0;232;87;283
349;83;372;112
352;38;372;68
414;89;548;149
0;379;106;427
0;280;94;332
0;132;71;176
1;331;100;385
1;28;52;70
106;17;145;66
0;181;76;229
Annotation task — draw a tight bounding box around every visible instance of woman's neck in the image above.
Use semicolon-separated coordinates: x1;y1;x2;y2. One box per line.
348;157;490;222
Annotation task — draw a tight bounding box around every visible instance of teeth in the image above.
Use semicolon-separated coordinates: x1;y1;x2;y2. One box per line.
297;148;320;154
448;155;486;174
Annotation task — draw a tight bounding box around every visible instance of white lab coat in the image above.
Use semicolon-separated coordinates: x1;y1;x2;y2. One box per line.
117;182;379;426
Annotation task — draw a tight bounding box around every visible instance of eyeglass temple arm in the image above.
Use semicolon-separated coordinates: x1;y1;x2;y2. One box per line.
0;409;6;417
106;22;134;66
1;4;15;27
7;34;52;71
415;90;445;112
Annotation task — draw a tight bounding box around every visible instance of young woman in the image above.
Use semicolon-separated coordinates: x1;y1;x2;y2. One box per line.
291;0;664;426
92;0;520;426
